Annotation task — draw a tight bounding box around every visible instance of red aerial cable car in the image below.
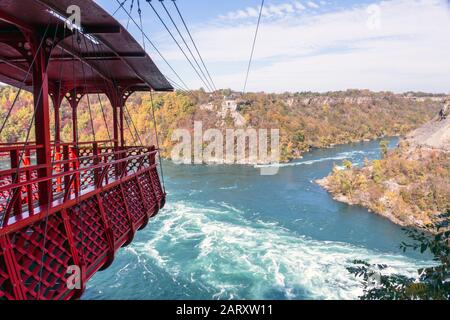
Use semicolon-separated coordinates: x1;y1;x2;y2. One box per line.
0;0;172;300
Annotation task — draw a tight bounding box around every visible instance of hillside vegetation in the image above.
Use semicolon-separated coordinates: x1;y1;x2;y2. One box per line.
0;86;443;162
318;115;450;228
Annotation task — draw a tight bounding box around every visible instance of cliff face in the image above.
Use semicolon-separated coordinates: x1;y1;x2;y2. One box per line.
296;95;445;108
404;114;450;152
317;114;450;229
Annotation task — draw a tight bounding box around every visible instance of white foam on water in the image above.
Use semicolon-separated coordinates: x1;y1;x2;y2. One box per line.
255;150;377;169
129;201;430;300
219;185;238;190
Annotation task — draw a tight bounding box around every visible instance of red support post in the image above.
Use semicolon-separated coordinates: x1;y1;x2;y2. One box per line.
112;103;119;152
54;103;61;144
70;146;80;196
0;3;170;301
24;150;33;215
66;89;83;146
9;150;22;217
93;142;99;186
71;104;78;145
31;37;52;207
66;91;83;195
51;92;64;146
62;145;71;196
107;88;124;179
51;92;64;193
119;105;125;148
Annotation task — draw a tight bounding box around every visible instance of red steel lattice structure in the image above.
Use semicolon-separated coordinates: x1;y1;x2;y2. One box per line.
0;0;172;300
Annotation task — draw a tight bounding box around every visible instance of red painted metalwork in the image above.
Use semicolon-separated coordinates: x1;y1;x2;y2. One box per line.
0;0;171;300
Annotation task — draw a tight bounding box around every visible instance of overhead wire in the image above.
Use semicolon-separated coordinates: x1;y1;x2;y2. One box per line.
170;0;217;91
114;0;190;91
126;0;136;29
243;0;265;94
113;0;129;16
84;31;114;143
91;43;112;142
0;22;53;228
159;0;214;91
133;3;166;190
149;90;166;192
137;0;146;51
77;35;97;143
36;20;62;300
145;0;214;92
91;30;141;148
0;24;53;138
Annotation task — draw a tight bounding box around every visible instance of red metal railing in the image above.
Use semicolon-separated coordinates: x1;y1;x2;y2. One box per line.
0;140;165;300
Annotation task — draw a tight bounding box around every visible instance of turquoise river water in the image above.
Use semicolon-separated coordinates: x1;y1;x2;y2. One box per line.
83;138;432;300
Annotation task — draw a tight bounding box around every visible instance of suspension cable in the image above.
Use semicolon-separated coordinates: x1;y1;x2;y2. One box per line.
33;21;61;300
87;23;140;150
114;0;190;91
88;38;115;143
126;0;135;29
91;46;112;142
0;23;53;138
72;30;85;271
125;100;144;145
159;0;214;91
145;0;213;92
113;0;129;16
72;33;101;278
137;0;146;51
98;95;112;141
166;77;186;92
78;35;97;143
93;36;138;147
149;90;166;192
83;34;114;143
164;73;189;92
164;74;193;94
171;0;217;91
70;30;90;297
116;1;192;172
243;0;265;94
91;32;140;149
123;104;140;146
0;22;53;228
95;43;119;145
117;0;192;96
164;77;198;102
110;1;170;189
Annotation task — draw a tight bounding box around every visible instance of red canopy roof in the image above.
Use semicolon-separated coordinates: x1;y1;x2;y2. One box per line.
0;0;173;93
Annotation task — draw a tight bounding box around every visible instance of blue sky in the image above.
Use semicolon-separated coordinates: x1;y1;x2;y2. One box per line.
95;0;450;93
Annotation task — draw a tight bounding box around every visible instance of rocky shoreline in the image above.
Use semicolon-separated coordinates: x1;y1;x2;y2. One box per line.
316;113;450;230
316;177;413;228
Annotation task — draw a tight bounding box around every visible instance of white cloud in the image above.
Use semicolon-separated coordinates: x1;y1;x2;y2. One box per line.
294;2;306;10
158;0;450;93
307;1;320;9
221;1;305;20
246;7;259;18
